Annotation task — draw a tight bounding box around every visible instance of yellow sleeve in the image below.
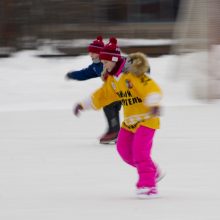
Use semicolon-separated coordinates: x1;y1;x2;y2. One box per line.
135;74;162;107
90;78;119;110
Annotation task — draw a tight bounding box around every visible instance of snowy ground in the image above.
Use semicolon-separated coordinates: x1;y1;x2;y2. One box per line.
0;51;220;219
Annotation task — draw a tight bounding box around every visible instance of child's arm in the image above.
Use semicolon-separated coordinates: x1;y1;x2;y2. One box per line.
66;63;102;81
73;78;119;116
136;75;162;117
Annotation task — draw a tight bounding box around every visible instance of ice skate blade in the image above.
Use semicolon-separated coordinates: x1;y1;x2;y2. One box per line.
156;172;166;183
100;139;117;145
137;193;160;199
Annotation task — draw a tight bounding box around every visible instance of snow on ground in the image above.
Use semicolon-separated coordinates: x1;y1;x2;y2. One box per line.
0;50;220;220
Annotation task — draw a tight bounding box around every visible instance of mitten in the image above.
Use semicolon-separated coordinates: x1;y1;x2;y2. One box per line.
73;104;83;116
65;72;71;80
149;106;160;117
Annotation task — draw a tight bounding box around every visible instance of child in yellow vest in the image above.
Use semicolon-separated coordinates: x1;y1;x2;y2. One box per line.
74;37;163;199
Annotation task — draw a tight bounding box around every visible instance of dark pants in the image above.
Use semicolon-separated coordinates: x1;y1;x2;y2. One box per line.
103;101;121;133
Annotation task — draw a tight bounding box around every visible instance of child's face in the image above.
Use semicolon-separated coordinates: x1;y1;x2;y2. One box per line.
101;60;116;72
89;52;99;62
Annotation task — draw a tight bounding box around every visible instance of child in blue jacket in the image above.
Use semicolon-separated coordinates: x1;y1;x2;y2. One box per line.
66;36;121;144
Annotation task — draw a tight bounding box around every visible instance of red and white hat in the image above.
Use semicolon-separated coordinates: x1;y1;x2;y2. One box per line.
88;36;104;54
99;37;121;62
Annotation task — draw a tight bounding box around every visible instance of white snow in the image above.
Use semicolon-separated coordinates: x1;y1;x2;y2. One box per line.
0;50;220;220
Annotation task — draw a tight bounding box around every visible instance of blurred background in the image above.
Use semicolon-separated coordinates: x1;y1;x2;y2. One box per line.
0;0;180;55
0;0;220;99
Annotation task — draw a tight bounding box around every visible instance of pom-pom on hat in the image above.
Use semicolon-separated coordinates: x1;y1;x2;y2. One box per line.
88;36;104;54
99;37;121;62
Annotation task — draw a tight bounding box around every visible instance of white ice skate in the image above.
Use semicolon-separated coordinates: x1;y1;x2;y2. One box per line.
136;187;159;199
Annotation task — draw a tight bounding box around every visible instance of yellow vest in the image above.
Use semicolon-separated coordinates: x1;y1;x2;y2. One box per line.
90;72;162;132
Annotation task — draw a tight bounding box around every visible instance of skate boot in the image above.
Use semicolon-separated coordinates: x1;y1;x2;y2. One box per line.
136;187;159;199
99;131;118;144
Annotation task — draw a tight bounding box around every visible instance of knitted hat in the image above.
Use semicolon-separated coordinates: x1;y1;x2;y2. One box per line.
88;36;104;54
99;37;121;62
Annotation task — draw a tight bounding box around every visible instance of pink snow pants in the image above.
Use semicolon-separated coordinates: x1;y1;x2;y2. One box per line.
116;126;157;188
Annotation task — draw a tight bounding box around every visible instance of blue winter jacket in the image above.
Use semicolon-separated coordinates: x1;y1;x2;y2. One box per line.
66;62;103;81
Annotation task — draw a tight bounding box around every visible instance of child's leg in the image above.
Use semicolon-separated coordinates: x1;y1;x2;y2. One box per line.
133;126;157;188
103;101;121;133
116;128;135;167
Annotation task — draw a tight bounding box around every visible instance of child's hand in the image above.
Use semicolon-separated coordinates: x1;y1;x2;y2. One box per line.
149;106;160;117
73;104;83;116
65;72;72;80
